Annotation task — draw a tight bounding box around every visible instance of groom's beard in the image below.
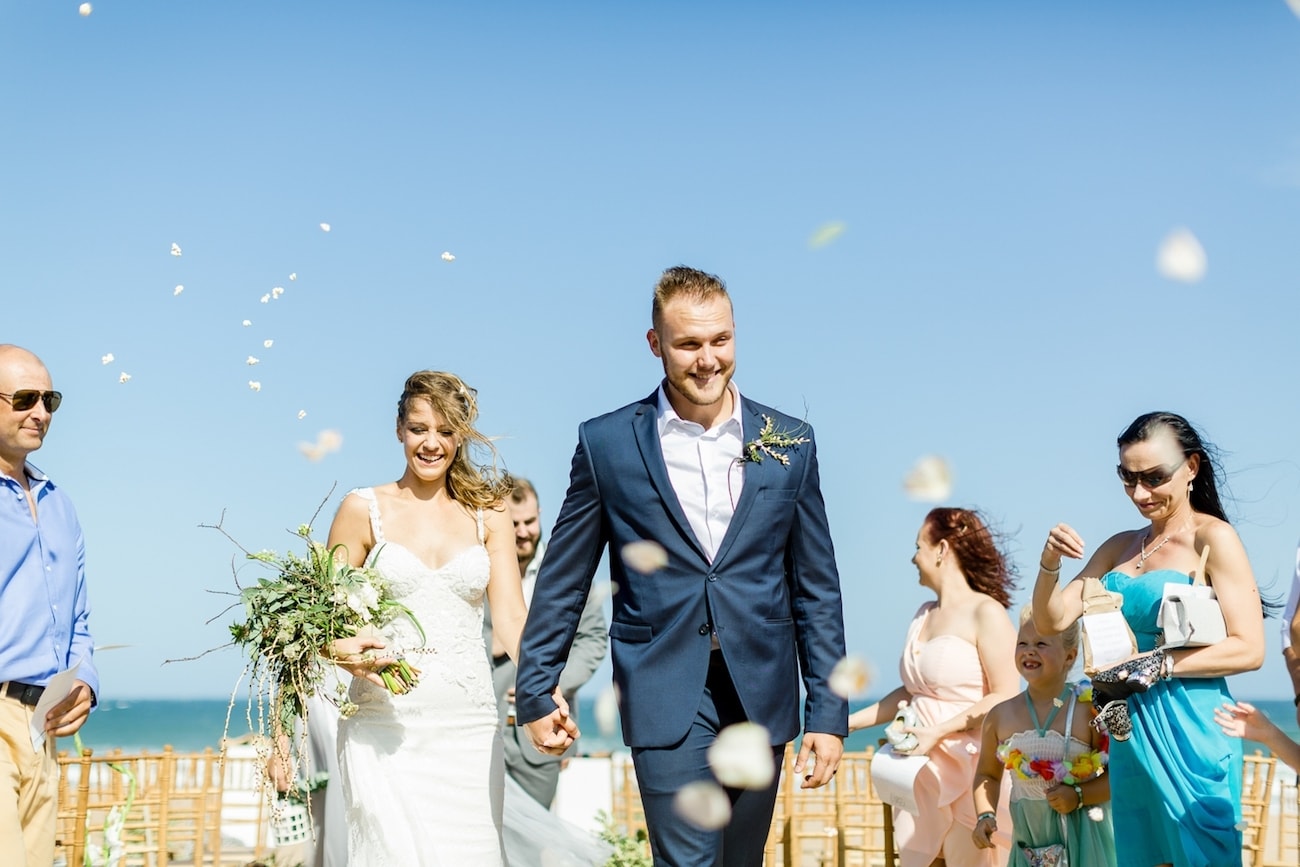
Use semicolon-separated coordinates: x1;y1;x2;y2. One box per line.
663;364;734;409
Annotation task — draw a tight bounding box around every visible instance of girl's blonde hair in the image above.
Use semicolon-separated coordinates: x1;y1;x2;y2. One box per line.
1018;605;1081;657
397;371;511;509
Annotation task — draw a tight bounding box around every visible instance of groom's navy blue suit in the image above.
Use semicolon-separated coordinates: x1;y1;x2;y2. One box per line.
516;388;848;865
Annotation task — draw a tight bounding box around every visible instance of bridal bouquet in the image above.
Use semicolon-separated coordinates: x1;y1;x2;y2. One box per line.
224;522;426;735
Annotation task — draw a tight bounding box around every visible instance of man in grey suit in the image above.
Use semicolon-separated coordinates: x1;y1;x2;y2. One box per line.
484;477;607;807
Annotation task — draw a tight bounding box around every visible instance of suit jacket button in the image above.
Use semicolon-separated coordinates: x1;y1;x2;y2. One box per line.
699;624;711;636
707;573;718;582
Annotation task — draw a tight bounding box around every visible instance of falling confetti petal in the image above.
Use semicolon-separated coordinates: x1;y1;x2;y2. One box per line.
242;319;252;327
808;221;846;249
297;410;307;420
708;722;775;789
263;339;274;348
246;356;260;366
79;3;92;15
298;428;344;461
621;540;669;574
288;272;297;281
594;686;619;736
173;285;184;296
441;251;456;262
248;381;261;392
319;223;331;233
673;781;732;831
271;286;284;299
903;455;953;503
1288;0;1300;18
828;655;872;699
170;242;182;257
1156;228;1207;283
100;353;114;365
260;294;270;304
118;372;131;383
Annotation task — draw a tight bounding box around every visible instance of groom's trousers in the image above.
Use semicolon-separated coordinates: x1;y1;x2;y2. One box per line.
630;651;785;867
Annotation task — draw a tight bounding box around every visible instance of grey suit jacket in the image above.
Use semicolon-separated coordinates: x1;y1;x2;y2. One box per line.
484;542;607;806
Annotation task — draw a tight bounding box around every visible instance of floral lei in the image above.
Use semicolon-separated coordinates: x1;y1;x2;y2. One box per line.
997;681;1109;785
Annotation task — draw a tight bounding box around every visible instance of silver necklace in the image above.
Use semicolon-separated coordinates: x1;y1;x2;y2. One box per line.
1136;532;1170;571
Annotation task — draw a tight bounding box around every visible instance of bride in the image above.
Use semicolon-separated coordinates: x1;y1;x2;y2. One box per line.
323;370;579;864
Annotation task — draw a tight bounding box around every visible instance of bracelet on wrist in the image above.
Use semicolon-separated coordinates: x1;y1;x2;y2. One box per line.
1039;561;1061;575
976;811;997;825
1073;784;1084;809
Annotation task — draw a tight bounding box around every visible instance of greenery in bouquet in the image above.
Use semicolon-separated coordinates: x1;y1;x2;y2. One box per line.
189;499;427;801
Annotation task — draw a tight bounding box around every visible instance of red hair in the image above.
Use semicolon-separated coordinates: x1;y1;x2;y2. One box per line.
924;507;1016;609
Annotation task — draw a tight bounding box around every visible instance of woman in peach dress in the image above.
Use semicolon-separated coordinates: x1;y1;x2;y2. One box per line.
850;508;1019;867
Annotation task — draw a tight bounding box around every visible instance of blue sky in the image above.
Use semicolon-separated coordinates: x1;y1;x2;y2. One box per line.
3;1;1299;703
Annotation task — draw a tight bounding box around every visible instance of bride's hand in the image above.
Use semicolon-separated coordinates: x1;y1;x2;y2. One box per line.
326;635;396;688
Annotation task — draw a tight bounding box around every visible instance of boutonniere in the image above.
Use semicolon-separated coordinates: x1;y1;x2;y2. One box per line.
741;415;810;466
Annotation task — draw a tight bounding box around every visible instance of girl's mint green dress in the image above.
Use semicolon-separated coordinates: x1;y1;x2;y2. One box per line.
1102;569;1243;866
998;685;1116;867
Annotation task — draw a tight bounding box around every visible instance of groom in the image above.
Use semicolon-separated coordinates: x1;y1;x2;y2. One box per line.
516;266;848;866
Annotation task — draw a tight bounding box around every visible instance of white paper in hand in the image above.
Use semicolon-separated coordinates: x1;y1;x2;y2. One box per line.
1080;611;1136;671
30;659;81;751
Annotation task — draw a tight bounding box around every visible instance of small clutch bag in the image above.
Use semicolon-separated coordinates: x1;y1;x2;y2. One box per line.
1158;545;1226;649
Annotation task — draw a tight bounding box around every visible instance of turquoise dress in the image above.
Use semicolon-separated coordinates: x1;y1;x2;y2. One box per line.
1101;569;1242;866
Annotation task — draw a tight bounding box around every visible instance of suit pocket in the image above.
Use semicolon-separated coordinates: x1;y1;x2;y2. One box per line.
609;620;653;643
761;488;797;501
763;617;794;626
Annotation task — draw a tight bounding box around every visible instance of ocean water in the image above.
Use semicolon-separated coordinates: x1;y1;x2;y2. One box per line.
72;695;1300;761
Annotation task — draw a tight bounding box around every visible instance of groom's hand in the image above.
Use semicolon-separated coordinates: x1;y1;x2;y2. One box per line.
524;690;581;755
795;732;844;789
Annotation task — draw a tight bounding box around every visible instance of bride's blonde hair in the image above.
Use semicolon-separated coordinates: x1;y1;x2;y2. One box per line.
397;371;511;509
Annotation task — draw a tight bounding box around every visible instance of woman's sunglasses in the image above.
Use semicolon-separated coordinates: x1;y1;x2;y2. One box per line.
1116;460;1183;490
0;390;62;413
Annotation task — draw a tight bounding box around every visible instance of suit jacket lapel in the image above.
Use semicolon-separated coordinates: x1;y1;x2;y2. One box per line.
632;396;709;563
710;399;765;569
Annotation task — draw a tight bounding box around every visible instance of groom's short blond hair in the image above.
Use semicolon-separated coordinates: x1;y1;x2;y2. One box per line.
651;266;732;332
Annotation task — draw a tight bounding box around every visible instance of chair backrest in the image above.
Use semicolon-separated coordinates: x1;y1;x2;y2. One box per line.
1240;750;1276;867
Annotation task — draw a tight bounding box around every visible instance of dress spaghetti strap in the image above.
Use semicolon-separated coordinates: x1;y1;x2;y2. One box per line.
350;487;385;544
475;508;485;545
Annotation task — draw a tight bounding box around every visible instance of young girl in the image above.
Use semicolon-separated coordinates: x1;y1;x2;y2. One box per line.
973;609;1116;866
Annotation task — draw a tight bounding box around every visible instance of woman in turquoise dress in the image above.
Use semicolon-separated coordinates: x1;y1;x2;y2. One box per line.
1031;411;1266;867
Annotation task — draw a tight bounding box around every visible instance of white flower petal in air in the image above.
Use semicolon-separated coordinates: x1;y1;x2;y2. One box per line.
298;442;325;461
173;285;184;296
100;353;114;365
271;286;284;299
79;3;92;16
903;455;953;503
288;272;297;281
828;655;871;699
808;221;846;249
263;339;274;348
170;242;182;257
673;781;732;830
1087;806;1104;822
709;723;774;789
317;429;343;453
594;686;619;736
297;410;307;420
621;540;669;574
248;381;261;392
242;319;252;327
1156;228;1207;283
441;251;456;262
1288;0;1300;18
319;223;331;232
246;356;260;366
260;294;271;304
118;372;131;383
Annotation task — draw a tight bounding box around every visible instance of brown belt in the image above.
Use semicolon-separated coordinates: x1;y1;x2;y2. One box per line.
1;681;45;707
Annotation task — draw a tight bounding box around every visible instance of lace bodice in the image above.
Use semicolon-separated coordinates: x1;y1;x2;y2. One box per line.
349;487;496;715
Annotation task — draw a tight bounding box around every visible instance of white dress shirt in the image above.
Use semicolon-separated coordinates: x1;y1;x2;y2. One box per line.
657;381;745;563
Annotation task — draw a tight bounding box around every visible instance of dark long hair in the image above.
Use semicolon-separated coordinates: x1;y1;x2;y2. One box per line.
924;507;1017;609
1116;411;1227;521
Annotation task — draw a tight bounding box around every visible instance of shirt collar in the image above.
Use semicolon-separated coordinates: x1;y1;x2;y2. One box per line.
0;461;50;492
656;380;743;436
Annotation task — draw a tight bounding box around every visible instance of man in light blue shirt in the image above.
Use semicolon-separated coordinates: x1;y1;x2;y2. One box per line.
0;344;99;867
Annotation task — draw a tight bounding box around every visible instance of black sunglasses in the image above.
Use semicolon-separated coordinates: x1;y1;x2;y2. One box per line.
0;389;62;413
1116;460;1183;490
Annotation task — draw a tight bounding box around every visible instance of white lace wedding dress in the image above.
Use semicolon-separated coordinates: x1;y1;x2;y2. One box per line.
337;488;506;866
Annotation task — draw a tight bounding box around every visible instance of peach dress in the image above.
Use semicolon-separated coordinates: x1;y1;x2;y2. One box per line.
892;602;1011;867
